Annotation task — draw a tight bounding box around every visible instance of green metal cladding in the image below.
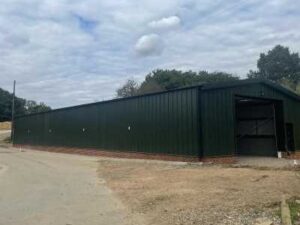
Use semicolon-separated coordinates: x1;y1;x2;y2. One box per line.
200;81;300;157
14;80;300;158
14;87;201;157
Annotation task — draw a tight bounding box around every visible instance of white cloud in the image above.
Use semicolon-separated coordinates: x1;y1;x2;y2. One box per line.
134;34;163;56
148;16;181;30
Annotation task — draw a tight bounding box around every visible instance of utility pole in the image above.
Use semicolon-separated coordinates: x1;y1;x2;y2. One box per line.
11;80;16;143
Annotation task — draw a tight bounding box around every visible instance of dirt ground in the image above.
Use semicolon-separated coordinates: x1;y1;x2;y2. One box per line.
0;130;10;139
0;122;11;130
98;159;300;225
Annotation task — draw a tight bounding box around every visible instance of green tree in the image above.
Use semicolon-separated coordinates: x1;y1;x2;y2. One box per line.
116;69;239;97
248;45;300;91
141;69;198;90
0;88;26;121
0;87;51;121
25;100;51;114
196;71;240;83
138;79;165;94
116;79;139;98
141;70;239;92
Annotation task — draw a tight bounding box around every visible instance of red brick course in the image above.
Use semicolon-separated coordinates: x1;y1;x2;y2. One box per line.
285;151;300;159
13;144;237;163
13;145;200;162
201;156;237;164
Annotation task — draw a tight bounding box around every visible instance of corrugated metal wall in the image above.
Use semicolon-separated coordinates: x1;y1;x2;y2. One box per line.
201;83;300;157
14;87;201;157
14;81;300;158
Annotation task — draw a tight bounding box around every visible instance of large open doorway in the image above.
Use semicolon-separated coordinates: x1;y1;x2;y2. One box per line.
235;96;285;156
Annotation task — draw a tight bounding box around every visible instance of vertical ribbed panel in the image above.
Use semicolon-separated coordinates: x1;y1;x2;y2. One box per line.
14;82;300;158
14;88;200;157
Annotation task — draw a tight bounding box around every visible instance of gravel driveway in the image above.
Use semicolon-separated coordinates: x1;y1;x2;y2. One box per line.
0;147;129;225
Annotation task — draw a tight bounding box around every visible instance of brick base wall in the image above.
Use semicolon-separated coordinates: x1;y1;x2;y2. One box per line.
16;146;300;163
14;145;236;164
13;144;237;163
201;156;237;164
285;151;300;159
13;145;200;162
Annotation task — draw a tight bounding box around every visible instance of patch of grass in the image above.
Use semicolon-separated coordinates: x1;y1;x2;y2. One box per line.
288;198;300;224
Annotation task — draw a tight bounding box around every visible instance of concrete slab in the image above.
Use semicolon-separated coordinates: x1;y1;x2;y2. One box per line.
236;156;299;169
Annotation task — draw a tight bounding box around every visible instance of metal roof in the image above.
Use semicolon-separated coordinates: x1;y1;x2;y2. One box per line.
16;79;300;118
201;79;300;101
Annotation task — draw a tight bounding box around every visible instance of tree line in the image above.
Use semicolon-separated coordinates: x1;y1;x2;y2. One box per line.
117;45;300;97
0;88;51;122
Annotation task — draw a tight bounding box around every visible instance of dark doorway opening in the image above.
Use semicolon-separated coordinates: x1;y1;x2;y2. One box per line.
235;96;285;156
286;123;295;152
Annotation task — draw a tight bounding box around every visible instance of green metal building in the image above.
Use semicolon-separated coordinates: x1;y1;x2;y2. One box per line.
14;79;300;159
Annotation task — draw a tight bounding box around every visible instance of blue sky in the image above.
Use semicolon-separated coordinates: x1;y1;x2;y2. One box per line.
0;0;299;108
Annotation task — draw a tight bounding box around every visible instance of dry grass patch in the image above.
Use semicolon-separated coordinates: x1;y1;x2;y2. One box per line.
0;122;11;130
98;160;300;225
287;197;300;224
